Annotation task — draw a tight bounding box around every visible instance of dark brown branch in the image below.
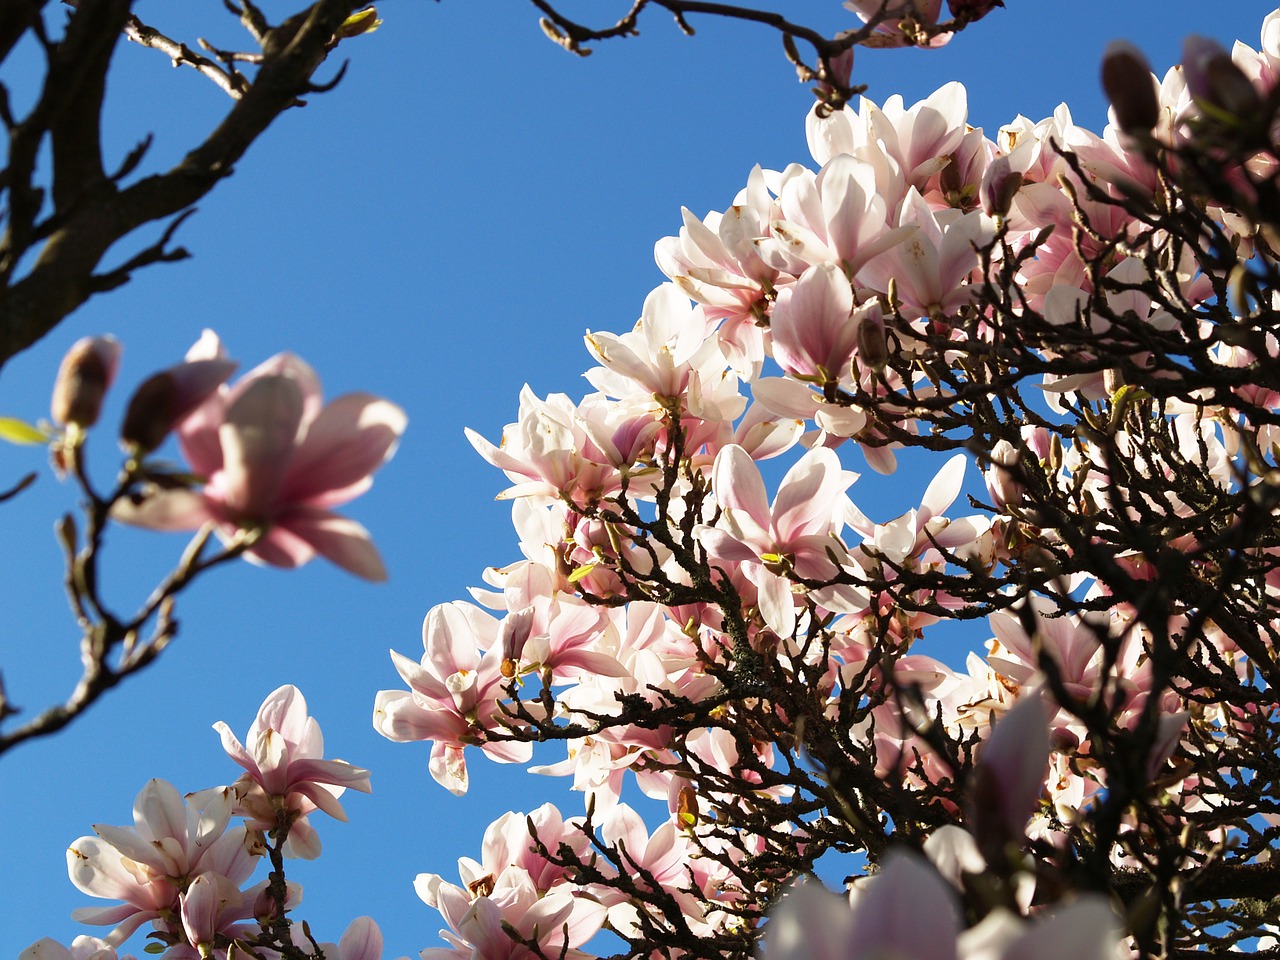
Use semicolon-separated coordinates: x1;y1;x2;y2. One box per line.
0;0;367;372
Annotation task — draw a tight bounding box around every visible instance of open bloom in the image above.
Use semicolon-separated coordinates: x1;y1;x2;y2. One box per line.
66;780;255;946
767;852;1121;960
696;444;861;637
214;684;372;859
115;333;406;581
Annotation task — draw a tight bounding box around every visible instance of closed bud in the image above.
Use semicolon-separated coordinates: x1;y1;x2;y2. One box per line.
337;6;381;39
984;439;1022;511
817;47;854;91
978;154;1023;217
939;153;964;198
120;358;237;453
1101;41;1160;135
968;691;1050;856
1183;35;1262;120
51;336;121;429
855;303;890;371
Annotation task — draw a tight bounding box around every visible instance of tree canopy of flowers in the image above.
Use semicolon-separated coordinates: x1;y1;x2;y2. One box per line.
9;2;1280;960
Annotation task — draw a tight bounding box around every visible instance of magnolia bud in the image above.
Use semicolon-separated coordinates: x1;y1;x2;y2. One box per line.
1183;35;1262;120
820;47;854;90
939;153;964;199
337;6;381;39
119;358;237;453
855;303;890;372
968;691;1050;856
51;336;121;429
978;154;1023;217
984;439;1022;511
1101;41;1160;135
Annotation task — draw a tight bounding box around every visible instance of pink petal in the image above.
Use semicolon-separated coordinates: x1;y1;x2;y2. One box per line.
920;454;966;523
850;852;959;960
281;393;406;506
219;375;305;520
110;489;215;532
372;690;466;743
232;352;323;426
712;445;771;531
772;447;844;541
245;522;316;569
273;507;387;580
768;881;856;960
337;918;383;960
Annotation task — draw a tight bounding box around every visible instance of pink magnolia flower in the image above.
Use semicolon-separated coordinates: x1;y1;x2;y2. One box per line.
66;780;256;945
302;918;383;960
20;938;135;960
857;188;992;319
214;684;372;859
597;804;729;935
452;804;592;897
374;601;533;795
765;156;915;278
655;197;775;321
696;444;861;637
115;333;406;581
844;0;951;48
767;852;1121;960
419;868;606;960
770;263;865;386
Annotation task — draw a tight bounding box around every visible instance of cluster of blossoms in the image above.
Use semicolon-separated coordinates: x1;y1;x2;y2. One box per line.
30;687;378;960
373;10;1280;960
29;6;1280;960
22;336;403;958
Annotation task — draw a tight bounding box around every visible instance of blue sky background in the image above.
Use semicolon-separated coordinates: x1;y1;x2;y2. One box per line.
0;2;1275;957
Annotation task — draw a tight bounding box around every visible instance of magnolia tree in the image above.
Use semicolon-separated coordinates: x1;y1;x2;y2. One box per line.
7;2;1280;960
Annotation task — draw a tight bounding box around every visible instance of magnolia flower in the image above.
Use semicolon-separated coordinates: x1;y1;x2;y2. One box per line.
20;938;134;960
767;853;1122;960
374;601;533;795
843;0;951;48
66;780;255;946
419;869;606;960
696;444;861;637
115;333;406;581
305;918;383;960
214;684;372;859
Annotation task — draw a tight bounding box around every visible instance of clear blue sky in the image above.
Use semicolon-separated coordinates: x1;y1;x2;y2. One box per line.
0;2;1274;957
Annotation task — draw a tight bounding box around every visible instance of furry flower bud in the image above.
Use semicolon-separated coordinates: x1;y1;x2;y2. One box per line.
1183;35;1263;119
51;336;121;429
1101;41;1160;134
120;358;237;453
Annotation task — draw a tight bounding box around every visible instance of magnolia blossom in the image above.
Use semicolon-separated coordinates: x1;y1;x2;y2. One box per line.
116;332;406;581
20;938;135;960
696;443;861;637
66;780;256;946
214;684;372;859
843;0;951;48
418;868;607;960
374;602;533;795
767;853;1121;960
